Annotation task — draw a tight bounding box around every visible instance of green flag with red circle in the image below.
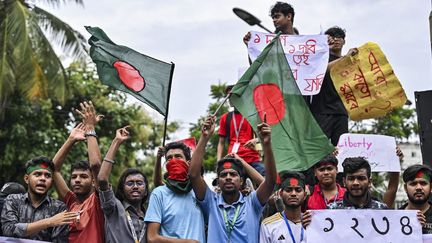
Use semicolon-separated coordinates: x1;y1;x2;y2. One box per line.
230;34;334;172
86;26;174;116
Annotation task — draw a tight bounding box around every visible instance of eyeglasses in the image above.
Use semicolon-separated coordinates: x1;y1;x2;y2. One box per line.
124;180;145;187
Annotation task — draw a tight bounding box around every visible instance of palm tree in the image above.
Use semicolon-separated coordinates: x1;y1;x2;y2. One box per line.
0;0;87;117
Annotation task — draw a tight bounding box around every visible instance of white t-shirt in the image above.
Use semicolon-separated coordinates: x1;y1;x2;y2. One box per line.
260;212;306;243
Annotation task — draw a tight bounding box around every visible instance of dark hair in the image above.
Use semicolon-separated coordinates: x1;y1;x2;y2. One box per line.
164;141;191;161
403;164;432;183
280;171;306;189
70;160;91;174
342;157;371;178
314;154;338;168
325;26;346;39
25;156;55;173
115;168;149;208
270;2;295;23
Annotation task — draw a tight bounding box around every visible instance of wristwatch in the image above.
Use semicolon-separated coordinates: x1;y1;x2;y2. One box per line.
85;130;98;138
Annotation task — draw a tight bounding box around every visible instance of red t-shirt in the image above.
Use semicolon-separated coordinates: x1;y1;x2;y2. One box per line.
65;191;105;243
219;112;261;163
307;183;346;210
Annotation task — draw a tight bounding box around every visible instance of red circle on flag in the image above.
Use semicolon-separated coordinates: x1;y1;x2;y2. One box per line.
113;61;145;92
253;83;285;125
223;162;232;169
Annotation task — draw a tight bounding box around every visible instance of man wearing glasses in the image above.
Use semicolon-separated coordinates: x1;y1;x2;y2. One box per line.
98;126;149;243
309;26;356;146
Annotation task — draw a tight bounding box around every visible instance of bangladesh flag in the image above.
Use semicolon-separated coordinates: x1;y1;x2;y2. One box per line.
86;26;174;116
230;34;334;172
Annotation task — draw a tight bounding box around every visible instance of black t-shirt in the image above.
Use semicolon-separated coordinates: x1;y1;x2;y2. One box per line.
423;204;432;234
310;54;348;116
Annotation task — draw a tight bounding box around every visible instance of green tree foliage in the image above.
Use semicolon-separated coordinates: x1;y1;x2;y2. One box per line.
189;82;230;171
0;0;87;118
0;62;178;189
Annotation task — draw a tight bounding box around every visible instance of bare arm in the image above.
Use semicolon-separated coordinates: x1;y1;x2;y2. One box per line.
231;153;264;187
383;146;404;208
52;123;86;200
24;211;77;236
75;101;104;188
153;146;164;187
189;116;216;201
243;32;253;65
216;136;226;161
255;122;277;205
97;126;130;191
147;222;199;243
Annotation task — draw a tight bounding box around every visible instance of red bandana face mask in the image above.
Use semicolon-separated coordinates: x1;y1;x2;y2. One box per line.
166;158;189;182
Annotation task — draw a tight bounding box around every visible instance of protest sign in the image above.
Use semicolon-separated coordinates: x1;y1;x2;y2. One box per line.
330;42;407;121
247;31;329;95
306;210;422;243
336;133;400;172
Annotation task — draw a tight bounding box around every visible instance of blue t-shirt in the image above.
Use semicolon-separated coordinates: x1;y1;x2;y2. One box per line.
144;185;205;243
198;187;264;243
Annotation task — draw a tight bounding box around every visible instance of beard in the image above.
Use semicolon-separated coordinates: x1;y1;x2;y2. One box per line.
408;192;430;205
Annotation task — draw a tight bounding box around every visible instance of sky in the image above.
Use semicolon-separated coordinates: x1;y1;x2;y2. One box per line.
41;0;432;140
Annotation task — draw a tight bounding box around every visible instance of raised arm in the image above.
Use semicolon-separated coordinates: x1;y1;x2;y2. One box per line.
216;136;226;161
153;146;165;187
383;146;404;208
189;116;215;201
255;122;277;205
97;126;130;191
75;101;104;188
52;123;86;200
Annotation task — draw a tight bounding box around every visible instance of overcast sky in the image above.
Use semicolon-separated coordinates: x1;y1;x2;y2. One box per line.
42;0;432;140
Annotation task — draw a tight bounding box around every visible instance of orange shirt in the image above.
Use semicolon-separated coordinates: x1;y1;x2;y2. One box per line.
65;191;105;243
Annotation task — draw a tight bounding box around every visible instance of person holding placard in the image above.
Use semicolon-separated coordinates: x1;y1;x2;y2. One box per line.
310;26;350;146
400;164;432;234
260;171;311;243
243;2;297;46
327;157;388;209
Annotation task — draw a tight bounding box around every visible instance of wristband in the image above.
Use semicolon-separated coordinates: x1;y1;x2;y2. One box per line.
85;130;98;138
103;158;115;164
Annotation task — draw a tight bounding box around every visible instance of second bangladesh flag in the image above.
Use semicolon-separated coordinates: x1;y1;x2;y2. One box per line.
230;34;334;172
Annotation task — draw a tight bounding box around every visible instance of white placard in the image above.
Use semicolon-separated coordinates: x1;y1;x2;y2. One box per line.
424;234;432;243
336;133;400;172
247;31;329;95
306;210;422;243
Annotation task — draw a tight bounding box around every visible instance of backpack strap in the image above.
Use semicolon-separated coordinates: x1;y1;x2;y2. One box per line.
225;111;234;143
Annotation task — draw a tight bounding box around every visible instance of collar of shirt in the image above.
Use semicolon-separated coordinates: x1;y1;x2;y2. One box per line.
217;192;246;209
122;200;145;217
23;192;50;208
342;190;372;208
316;184;345;199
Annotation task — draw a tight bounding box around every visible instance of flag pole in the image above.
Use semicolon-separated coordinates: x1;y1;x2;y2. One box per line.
162;63;175;146
212;93;231;116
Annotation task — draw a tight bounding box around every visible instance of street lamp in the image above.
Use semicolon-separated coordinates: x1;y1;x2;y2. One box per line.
233;8;273;34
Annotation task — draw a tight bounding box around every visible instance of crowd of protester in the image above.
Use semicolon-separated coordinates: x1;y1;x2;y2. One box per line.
1;2;430;243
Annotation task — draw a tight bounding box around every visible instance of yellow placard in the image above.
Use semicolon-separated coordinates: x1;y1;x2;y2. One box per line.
330;42;407;121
